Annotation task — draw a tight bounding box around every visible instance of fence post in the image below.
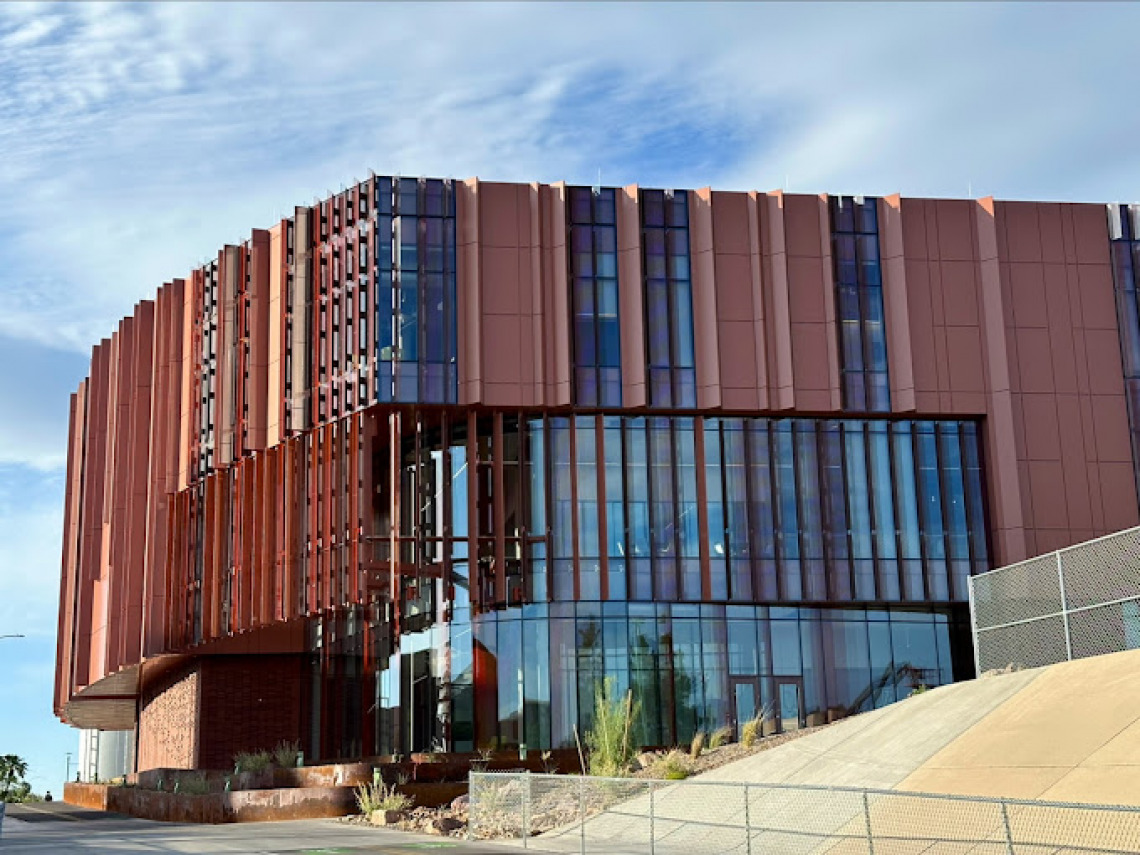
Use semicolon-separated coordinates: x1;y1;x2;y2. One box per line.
522;771;530;848
579;775;586;855
1056;551;1073;661
968;577;981;677
649;779;656;855
862;790;875;855
1000;799;1015;855
467;773;476;841
744;783;752;855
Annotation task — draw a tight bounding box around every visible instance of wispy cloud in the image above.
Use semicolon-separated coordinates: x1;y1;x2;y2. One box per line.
0;1;1138;442
2;0;1140;796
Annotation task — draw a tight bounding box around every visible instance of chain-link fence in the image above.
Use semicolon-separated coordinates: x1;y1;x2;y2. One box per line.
469;772;1140;855
969;527;1140;675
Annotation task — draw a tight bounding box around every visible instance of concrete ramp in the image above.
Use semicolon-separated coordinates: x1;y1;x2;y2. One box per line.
701;647;1140;807
699;666;1042;790
900;647;1140;805
529;650;1140;853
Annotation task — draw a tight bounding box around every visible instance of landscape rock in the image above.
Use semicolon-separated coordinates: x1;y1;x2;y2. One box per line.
369;808;403;826
432;816;465;834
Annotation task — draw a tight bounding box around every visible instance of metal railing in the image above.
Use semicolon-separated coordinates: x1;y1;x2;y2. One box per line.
969;527;1140;675
469;772;1140;855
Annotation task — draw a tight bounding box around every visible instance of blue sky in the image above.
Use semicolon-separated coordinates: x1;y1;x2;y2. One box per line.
3;1;1140;797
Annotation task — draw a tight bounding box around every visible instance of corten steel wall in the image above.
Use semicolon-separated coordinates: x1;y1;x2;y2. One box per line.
54;179;1140;743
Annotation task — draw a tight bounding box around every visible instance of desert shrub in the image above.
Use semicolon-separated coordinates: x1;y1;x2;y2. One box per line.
689;731;706;759
741;716;762;748
584;677;641;777
741;701;774;748
180;774;210;796
272;740;302;768
709;726;733;750
233;750;272;774
355;781;412;815
650;750;691;781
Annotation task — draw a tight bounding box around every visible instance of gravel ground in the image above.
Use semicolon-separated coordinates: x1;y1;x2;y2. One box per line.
633;724;834;778
338;725;835;839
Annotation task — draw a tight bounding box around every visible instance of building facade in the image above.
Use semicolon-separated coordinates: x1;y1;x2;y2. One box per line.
54;178;1140;770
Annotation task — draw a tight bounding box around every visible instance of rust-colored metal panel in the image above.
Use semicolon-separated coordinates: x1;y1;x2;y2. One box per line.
267;224;285;447
527;183;546;406
690;188;722;409
218;246;239;467
247;231;270;452
712;191;765;411
123;301;155;669
815;195;843;411
761;192;795;410
748;192;770;410
346;412;360;601
178;272;196;490
142;287;168;658
55;382;86;714
457;179;482;404
147;279;185;655
975;198;1027;564
879;195;917;412
545;183;572;406
201;477;217;641
105;318;134;677
618;185;647;408
290;207;313;434
76;340;112;689
364;181;379;407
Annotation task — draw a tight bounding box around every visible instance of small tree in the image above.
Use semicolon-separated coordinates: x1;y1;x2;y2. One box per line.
584;678;640;777
0;754;32;803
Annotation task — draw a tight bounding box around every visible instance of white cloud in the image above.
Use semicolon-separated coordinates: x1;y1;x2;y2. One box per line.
1;2;1140;441
1;0;1140;797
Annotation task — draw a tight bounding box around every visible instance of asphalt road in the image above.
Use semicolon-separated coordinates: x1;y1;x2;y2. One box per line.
0;802;524;855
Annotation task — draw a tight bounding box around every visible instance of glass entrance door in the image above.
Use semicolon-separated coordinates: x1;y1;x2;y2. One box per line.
776;679;803;732
730;677;761;741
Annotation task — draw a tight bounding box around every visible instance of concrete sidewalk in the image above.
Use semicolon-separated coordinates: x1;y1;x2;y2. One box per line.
0;801;520;855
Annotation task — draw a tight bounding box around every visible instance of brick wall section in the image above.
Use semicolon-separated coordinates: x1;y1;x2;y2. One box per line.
138;663;200;771
197;654;306;770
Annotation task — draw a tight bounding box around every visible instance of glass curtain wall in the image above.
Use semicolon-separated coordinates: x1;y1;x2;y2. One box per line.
641;189;696;407
301;409;986;759
569;187;622;407
526;416;987;605
831;196;890;412
374;177;458;404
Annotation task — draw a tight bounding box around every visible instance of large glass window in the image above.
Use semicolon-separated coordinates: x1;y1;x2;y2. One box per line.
642;189;696;407
831;196;889;412
569;187;621;407
375;177;457;404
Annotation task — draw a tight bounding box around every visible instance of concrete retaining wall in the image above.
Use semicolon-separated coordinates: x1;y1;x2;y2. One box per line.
64;781;354;823
64;779;466;822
